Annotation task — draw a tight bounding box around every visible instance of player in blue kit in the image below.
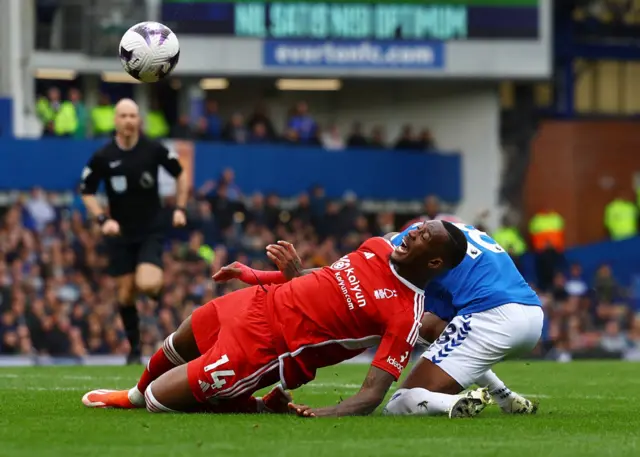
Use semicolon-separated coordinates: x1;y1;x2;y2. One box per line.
382;222;543;418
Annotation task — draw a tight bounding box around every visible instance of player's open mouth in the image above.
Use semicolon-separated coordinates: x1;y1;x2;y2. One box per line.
395;238;409;254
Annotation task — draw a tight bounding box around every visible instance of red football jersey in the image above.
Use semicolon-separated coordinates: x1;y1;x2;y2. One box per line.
267;237;425;388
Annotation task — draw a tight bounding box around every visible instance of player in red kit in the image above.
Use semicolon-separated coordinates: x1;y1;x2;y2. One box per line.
82;221;468;417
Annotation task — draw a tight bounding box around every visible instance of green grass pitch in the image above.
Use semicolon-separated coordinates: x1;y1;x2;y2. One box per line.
0;361;638;457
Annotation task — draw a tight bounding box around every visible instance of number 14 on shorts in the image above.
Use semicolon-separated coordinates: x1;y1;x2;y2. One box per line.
204;354;236;389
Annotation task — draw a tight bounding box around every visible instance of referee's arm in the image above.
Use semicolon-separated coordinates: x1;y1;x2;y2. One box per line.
80;155;118;233
159;146;188;226
79;155;106;219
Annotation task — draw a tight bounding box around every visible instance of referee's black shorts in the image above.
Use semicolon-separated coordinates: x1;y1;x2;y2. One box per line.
105;231;165;277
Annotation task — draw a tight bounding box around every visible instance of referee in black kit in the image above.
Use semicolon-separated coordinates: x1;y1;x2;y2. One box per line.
80;98;187;364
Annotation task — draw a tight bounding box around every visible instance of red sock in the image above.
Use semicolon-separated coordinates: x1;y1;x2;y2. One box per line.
137;333;185;394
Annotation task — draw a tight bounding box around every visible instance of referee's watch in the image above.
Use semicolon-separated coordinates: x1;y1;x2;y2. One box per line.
96;214;108;226
175;207;187;215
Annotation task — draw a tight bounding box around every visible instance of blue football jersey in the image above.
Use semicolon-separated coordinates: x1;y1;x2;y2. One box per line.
391;222;541;318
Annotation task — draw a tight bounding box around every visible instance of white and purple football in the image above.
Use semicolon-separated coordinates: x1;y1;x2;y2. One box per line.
119;21;180;83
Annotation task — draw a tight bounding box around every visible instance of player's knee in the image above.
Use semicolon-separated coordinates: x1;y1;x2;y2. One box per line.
162;332;188;366
144;382;173;413
171;318;200;362
136;278;162;296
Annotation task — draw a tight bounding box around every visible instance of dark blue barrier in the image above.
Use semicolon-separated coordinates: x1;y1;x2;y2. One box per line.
0;138;103;190
194;143;461;200
0;139;462;200
520;236;640;288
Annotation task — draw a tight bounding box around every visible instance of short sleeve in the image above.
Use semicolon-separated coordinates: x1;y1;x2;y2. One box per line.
79;154;104;195
371;298;424;380
157;143;183;177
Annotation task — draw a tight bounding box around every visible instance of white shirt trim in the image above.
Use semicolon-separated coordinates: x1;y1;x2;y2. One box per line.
389;262;425;296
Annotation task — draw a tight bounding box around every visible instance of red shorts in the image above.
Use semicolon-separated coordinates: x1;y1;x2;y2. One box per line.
187;286;282;404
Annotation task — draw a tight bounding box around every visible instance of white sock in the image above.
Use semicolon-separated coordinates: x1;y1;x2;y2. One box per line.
128;386;146;407
475;370;514;408
383;388;462;416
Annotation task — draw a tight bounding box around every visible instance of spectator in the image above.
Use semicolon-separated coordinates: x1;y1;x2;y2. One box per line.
246;192;267;227
249;122;270;144
565;263;588;298
346;122;368;147
91;93;115;138
493;217;527;258
264;193;282;230
203;99;222;140
594;264;628;323
68;88;88;139
218;168;243;203
292;193;312;226
282;127;299;145
339;191;360;233
146;101;170;139
208;185;235;231
370;126;386;149
604;190;638;241
25;187;56;233
171;114;193;139
194;200;219;247
287;101;317;142
36;87;61;136
309;185;327;225
247;102;276;140
222;113;248;144
321;124;345;151
600;320;630;354
535;243;566;293
416;128;436;149
395;124;418;150
193;117;212;141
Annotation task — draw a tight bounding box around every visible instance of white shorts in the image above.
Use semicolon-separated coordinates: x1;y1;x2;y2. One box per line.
422;304;544;388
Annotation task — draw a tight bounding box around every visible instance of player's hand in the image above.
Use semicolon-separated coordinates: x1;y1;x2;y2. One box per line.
288;402;316;418
173;209;187;227
266;241;303;280
212;262;246;283
101;219;121;236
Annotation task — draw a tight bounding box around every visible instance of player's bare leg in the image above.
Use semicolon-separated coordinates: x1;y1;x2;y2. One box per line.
135;263;163;298
83;315;200;409
145;365;202;412
115;274;141;365
383;358;490;418
146;364;291;414
83;304;291;411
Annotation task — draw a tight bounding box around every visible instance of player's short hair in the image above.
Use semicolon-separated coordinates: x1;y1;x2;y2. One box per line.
441;221;467;268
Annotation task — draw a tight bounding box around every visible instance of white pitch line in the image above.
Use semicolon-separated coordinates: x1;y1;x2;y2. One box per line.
0;373;131;381
0;386;85;391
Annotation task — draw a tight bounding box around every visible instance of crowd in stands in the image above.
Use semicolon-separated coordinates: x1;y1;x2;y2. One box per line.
35;87;437;151
2;175;640;361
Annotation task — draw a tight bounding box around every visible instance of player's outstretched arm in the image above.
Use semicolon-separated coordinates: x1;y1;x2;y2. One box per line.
266;241;321;279
289;366;394;418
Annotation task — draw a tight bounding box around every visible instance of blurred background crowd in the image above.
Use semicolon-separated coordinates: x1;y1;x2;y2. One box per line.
2;179;640;361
